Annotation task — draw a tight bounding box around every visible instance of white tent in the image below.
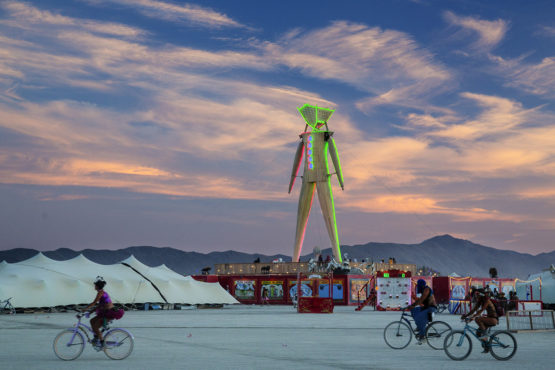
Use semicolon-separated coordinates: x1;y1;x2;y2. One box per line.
528;266;555;305
0;253;238;308
120;256;237;305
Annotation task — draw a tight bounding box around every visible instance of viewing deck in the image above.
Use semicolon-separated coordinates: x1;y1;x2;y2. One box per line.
214;261;417;276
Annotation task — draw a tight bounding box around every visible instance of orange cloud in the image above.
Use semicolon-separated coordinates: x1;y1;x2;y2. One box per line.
66;159;175;177
341;193;521;223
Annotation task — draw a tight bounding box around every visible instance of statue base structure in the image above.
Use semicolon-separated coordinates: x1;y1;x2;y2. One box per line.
192;261;422;308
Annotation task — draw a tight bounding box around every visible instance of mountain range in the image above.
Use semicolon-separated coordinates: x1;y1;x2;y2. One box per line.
1;235;553;278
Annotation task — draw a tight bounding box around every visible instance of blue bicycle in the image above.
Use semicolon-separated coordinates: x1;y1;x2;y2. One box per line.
443;318;517;361
53;310;134;360
383;307;452;350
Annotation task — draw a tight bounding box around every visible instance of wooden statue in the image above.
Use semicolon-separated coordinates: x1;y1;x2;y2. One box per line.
288;104;344;262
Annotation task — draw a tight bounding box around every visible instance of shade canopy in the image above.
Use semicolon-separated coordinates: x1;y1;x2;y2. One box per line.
0;253;238;308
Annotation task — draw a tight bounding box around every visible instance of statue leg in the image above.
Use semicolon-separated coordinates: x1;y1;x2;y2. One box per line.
316;180;342;262
293;181;316;262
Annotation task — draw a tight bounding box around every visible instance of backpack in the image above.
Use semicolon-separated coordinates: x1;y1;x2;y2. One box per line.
493;299;504;317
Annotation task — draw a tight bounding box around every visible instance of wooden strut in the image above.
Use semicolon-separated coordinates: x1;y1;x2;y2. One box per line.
121;262;168;304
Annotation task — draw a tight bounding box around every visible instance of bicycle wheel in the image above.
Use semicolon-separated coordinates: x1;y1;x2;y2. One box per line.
489;330;517;361
53;329;85;360
103;328;134;360
384;321;412;349
443;330;472;361
425;321;451;350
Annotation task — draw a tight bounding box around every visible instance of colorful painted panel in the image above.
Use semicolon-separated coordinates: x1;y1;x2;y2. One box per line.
349;279;370;302
289;280;313;298
234;279;255;300
261;280;284;300
449;278;470;300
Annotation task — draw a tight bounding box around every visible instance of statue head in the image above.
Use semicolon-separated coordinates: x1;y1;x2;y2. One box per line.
298;104;335;132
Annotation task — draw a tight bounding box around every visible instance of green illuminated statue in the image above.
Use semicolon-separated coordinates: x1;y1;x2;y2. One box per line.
288;104;344;262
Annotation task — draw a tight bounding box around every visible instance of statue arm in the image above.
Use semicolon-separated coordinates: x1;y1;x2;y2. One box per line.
328;138;344;190
288;141;304;193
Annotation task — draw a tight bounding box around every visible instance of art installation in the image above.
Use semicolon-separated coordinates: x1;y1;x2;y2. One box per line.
288;104;344;262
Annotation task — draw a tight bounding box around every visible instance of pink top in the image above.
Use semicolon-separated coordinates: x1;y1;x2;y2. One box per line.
98;291;112;307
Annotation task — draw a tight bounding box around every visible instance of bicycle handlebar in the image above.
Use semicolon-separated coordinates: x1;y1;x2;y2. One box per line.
74;309;90;319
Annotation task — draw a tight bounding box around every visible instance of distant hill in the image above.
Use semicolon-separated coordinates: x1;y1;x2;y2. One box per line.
335;235;555;279
0;246;291;276
0;235;553;278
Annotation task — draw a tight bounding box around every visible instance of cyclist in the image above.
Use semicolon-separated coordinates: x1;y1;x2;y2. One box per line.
461;288;498;353
408;279;437;343
83;276;124;348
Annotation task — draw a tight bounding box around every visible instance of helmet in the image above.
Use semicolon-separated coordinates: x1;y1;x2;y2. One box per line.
416;279;427;293
94;276;106;288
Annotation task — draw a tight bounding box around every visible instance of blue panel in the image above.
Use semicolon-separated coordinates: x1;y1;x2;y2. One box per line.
318;283;343;299
318;284;330;298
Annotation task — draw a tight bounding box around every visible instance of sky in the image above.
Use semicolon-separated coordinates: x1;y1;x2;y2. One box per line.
0;0;554;256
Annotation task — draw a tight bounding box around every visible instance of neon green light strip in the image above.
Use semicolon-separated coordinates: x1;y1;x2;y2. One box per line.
324;141;341;262
331;139;343;184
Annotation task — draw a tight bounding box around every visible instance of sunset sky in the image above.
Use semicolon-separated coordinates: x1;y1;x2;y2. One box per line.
0;1;554;256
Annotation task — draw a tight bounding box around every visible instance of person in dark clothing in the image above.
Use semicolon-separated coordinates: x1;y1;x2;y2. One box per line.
409;279;437;343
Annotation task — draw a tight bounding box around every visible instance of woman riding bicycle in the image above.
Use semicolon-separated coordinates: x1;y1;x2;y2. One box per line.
461;288;498;352
83;276;124;347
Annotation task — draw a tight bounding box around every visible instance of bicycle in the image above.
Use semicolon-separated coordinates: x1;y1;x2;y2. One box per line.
383;307;452;350
53;310;134;360
0;297;16;314
443;318;517;361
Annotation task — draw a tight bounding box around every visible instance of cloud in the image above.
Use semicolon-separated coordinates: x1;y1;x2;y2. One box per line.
342;193;520;222
89;0;247;29
337;91;555;225
56;30;271;72
265;21;450;89
257;21;452;113
0;2;554;241
442;12;554;99
496;56;555;98
427;92;534;140
2;1;144;37
355;82;454;114
443;11;508;51
1;6;452;115
537;25;555;37
421;93;554;177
